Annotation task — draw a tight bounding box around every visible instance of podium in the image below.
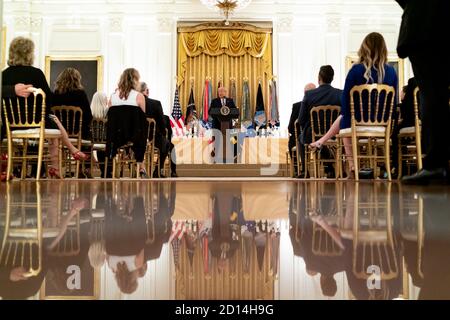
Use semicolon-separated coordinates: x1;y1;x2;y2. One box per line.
209;106;240;163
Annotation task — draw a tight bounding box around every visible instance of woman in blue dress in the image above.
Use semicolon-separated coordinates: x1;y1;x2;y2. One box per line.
309;32;398;177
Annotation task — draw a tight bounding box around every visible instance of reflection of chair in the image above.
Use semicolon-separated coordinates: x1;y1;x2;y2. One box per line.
47;213;81;257
90;118;108;178
337;84;396;181
398;87;423;178
352;183;398;280
293;119;302;177
399;185;424;279
145;183;160;244
308;106;341;178
52;106;87;178
0;183;42;277
2;89;62;180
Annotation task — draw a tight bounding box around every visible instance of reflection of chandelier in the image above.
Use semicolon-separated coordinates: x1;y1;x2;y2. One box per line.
200;0;252;25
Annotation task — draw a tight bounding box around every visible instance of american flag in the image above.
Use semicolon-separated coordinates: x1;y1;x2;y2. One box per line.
169;220;186;243
170;86;184;135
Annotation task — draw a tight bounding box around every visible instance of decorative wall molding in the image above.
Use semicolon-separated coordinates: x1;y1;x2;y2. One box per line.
157;17;174;33
276;16;293;33
109;15;123;33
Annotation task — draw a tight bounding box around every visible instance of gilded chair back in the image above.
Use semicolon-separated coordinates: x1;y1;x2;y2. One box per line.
146;118;157;176
2;88;46;131
350;84;396;128
310;105;341;142
90;118;108;144
0;183;42;277
52;106;83;141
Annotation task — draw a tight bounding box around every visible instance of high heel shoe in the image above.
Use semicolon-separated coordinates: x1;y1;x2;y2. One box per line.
72;151;89;161
48;166;62;179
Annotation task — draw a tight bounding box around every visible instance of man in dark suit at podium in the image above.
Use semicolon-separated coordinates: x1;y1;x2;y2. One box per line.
209;86;237;130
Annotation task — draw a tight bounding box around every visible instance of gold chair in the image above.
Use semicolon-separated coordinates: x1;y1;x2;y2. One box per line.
0;183;42;277
90;118;108;178
52;106;89;178
352;183;398;281
398;87;423;178
145;118;158;178
293;119;302;177
2;89;62;180
309;105;341;178
337;84;396;181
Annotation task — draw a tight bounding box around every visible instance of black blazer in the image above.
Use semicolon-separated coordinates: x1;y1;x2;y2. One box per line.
288;102;302;149
1;85;16;98
298;84;342;144
106;105;147;159
209;97;237;130
396;0;450;58
144;97;166;137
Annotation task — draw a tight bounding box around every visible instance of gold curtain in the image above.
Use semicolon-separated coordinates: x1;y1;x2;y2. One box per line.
177;23;273;118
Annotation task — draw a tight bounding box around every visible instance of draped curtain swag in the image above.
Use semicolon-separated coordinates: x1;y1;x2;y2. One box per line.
177;23;273;118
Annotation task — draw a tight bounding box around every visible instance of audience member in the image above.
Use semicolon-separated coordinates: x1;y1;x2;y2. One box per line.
108;68;148;178
139;82;169;178
1;37;88;178
309;32;398;178
298;66;342;177
288;83;316;177
396;0;450;184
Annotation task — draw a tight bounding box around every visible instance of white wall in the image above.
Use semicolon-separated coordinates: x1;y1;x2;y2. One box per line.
2;0;408;129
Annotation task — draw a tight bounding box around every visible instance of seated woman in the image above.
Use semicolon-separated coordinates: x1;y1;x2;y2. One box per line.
90;92;110;177
1;37;88;178
108;68;148;178
91;91;109;119
309;32;397;177
53;68;93;177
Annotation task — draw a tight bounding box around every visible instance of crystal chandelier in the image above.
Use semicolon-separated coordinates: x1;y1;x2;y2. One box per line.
200;0;252;25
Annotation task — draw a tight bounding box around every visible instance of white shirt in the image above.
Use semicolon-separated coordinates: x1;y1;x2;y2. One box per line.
110;89;139;107
108;255;138;272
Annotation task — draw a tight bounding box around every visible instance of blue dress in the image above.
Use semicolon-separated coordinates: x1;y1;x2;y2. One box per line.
340;63;398;129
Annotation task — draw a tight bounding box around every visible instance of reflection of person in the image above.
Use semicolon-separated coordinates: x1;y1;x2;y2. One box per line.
410;186;450;299
396;0;450;184
209;87;237;130
105;193;147;294
289;83;316;177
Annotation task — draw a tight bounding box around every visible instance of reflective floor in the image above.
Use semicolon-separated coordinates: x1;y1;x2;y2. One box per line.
0;180;449;300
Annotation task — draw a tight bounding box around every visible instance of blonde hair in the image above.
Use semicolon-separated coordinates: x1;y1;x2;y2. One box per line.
358;32;388;84
8;37;35;66
88;241;106;268
117;68;140;100
91;92;108;119
54;68;84;94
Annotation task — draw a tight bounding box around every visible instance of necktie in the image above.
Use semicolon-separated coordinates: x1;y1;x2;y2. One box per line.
222;98;225;106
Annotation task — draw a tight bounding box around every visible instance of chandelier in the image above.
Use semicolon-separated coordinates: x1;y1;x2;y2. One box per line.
200;0;252;25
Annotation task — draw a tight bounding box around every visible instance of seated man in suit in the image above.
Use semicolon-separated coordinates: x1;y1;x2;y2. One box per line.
163;115;178;177
297;65;342;177
209;86;237;130
140;82;169;178
289;83;316;177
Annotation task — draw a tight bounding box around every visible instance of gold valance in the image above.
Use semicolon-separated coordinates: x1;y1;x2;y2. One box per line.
180;30;270;58
177;23;273;88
